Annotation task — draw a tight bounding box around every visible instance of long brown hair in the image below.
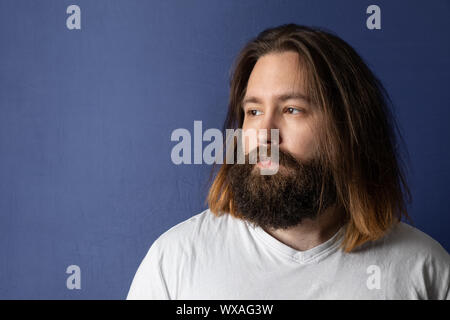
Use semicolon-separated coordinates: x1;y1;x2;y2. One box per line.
207;24;411;252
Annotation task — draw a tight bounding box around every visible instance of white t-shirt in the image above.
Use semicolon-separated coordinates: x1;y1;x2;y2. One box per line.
127;209;450;300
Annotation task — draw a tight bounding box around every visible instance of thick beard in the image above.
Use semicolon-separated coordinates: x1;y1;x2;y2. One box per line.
226;148;337;230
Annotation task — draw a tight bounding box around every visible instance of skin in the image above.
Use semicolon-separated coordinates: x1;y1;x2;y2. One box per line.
241;51;345;251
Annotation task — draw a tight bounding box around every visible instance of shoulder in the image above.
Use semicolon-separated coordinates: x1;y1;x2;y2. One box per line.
359;221;450;269
380;222;449;262
363;221;450;299
149;209;242;255
128;209;235;299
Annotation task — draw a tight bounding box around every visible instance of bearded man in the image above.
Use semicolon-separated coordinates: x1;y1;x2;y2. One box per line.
127;24;449;300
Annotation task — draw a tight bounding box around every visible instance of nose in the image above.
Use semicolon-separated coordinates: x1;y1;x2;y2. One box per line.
258;112;281;147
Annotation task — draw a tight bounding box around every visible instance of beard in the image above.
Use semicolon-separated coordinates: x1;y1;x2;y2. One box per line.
226;147;337;230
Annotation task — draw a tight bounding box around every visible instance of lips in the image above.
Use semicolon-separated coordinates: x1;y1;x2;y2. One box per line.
256;156;280;172
257;159;273;168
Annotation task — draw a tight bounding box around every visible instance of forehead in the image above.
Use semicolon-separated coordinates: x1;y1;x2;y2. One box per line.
245;51;308;98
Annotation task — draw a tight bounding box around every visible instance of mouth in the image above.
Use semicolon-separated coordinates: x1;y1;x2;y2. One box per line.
256;157;280;172
257;159;273;168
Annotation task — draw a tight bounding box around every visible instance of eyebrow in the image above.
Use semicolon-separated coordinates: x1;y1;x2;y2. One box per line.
242;93;310;107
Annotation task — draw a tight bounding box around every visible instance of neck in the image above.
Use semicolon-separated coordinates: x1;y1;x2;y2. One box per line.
262;205;346;251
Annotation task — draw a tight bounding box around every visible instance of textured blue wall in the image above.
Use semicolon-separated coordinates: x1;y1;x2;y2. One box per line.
0;0;449;299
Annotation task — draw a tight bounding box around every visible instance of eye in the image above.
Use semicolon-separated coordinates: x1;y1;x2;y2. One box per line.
285;107;303;115
246;109;263;116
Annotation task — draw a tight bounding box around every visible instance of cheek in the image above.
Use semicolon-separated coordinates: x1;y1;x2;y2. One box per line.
283;126;318;161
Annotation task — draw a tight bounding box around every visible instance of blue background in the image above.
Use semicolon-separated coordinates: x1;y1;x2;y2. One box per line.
0;0;449;299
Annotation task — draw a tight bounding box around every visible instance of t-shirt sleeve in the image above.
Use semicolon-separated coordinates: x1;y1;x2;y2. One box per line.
382;223;450;299
416;241;450;300
126;240;170;300
436;253;450;300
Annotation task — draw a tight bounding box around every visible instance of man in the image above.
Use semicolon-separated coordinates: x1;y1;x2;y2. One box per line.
127;24;449;299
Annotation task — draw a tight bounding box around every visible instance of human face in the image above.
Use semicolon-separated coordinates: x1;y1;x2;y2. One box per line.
241;51;320;167
227;51;336;229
